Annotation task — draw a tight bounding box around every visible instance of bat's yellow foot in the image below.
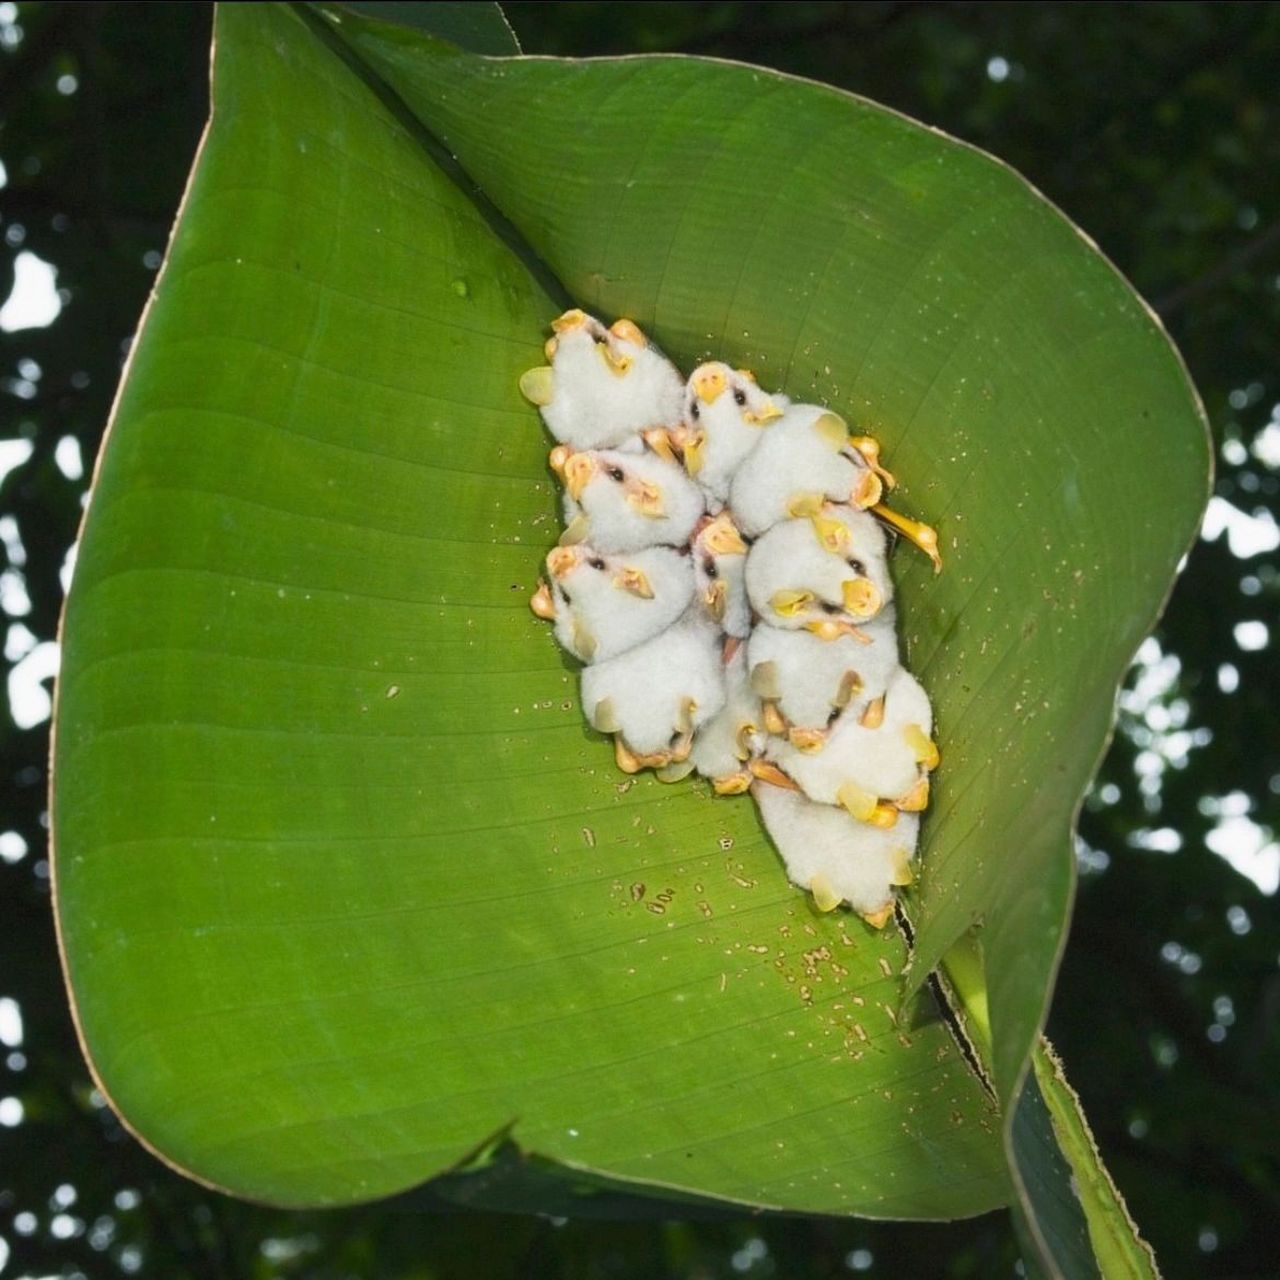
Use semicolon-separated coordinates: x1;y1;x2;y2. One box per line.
804;618;871;644
850;468;883;510
859;695;885;729
861;903;895;930
749;759;799;790
761;700;787;736
610;318;646;346
869;803;899;829
712;771;752;796
615;737;643;774
896;776;930;813
851;436;896;490
551;308;589;334
744;400;783;425
873;503;942;573
787;726;827;753
621;742;675;772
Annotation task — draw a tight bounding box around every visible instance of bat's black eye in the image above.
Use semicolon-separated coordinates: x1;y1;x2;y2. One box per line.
733;389;747;407
704;559;718;579
848;558;866;576
690;402;700;421
820;601;840;614
589;557;606;570
607;466;625;482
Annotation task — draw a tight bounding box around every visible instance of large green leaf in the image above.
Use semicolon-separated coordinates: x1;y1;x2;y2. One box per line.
51;1;1206;1268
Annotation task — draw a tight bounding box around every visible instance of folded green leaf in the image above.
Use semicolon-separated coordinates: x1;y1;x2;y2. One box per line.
52;4;1204;1273
334;1;519;54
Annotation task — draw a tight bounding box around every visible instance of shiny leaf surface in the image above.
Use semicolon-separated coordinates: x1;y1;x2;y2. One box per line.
53;4;1205;1266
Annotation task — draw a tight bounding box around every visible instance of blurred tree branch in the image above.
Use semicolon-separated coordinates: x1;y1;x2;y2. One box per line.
1155;218;1280;316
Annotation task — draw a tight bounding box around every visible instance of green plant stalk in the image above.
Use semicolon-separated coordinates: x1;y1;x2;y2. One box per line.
1032;1040;1160;1280
940;935;1159;1280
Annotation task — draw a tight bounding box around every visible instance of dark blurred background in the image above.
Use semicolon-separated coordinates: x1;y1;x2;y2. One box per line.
1;3;1277;1276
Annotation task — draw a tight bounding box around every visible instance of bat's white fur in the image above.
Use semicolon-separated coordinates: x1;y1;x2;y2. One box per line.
546;545;693;663
562;449;705;553
753;782;918;917
530;315;936;922
541;324;684;452
747;608;899;730
691;515;751;638
767;667;933;806
690;647;763;782
583;614;726;755
730;404;879;537
744;507;891;630
682;363;789;506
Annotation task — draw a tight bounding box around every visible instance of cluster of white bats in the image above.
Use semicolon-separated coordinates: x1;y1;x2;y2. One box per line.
522;311;941;928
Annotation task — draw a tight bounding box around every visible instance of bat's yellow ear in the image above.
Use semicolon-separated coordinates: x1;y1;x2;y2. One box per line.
811;513;851;553
770;588;814;618
614;567;654;599
810;873;842;913
702;513;747;556
519;366;554;406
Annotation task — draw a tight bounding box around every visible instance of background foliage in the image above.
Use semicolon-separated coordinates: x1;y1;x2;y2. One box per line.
1;2;1276;1276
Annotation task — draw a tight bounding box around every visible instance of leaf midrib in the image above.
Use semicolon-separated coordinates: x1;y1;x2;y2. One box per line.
291;1;574;313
